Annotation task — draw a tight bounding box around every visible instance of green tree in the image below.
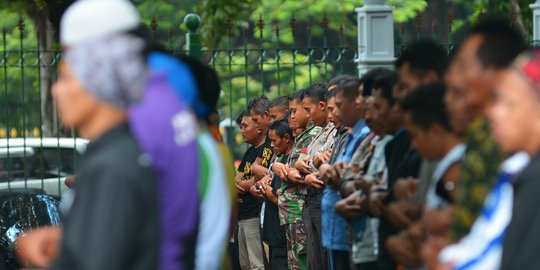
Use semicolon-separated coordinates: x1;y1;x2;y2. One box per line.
0;0;73;136
1;0;433;139
448;0;531;39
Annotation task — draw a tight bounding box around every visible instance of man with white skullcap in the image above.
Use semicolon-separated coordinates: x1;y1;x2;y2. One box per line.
17;0;161;269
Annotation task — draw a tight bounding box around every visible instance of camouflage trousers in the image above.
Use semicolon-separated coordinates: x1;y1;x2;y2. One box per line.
285;222;307;270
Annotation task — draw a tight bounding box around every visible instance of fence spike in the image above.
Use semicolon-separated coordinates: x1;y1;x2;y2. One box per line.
321;13;329;31
225;19;234;37
275;24;280;39
446;11;454;31
17;16;26;32
257;14;265;39
289;16;298;37
432;21;437;34
151;16;158;34
510;10;517;25
339;23;344;36
414;14;423;29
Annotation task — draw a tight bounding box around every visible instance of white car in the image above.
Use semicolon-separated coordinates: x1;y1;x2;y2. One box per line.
0;138;88;197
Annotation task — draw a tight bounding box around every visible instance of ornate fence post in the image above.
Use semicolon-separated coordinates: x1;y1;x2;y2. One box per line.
531;0;540;43
183;13;202;60
355;0;395;75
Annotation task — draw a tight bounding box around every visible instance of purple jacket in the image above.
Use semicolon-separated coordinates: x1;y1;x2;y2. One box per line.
129;61;200;270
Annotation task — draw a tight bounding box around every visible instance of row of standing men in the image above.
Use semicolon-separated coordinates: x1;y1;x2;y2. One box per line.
230;16;540;270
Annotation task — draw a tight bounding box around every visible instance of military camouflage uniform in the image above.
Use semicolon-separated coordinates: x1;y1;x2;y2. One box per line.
278;124;320;270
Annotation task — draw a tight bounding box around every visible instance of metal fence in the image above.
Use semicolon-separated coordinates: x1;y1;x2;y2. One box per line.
0;10;465;196
0;8;527;195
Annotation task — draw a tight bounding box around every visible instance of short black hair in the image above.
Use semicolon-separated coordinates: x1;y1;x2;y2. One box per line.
247;95;271;115
335;75;361;99
236;109;249;125
329;75;351;88
361;68;393;97
395;39;448;78
302;82;329;103
327;90;337;98
269;119;293;138
176;54;221;118
289;88;306;103
468;16;526;69
372;71;398;107
401;83;451;131
271;95;289;109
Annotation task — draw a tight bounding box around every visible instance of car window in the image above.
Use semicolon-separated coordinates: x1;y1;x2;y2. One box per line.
0;147;82;182
38;147;81;176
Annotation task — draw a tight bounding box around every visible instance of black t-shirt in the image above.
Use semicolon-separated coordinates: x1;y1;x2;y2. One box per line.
262;155;287;247
501;153;540;270
378;129;420;269
237;140;270;220
257;136;274;168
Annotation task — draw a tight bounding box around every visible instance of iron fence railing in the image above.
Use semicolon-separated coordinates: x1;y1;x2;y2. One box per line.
0;10;534;196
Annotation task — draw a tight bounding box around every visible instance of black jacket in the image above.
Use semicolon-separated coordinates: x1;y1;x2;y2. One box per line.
501;152;540;270
52;124;159;270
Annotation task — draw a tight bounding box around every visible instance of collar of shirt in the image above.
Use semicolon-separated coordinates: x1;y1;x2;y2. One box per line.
84;123;130;158
393;127;405;137
337;119;371;163
297;123;316;141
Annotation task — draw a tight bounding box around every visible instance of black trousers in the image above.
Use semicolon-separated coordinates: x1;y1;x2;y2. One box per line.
329;249;351;270
268;245;288;270
228;235;241;270
303;203;329;270
355;261;378;270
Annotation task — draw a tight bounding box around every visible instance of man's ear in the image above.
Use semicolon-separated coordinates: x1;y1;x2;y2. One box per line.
318;100;327;111
284;133;292;143
422;70;439;84
429;123;445;137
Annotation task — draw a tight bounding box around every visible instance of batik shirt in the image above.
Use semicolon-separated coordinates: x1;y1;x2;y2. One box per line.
278;124;321;225
351;134;393;264
451;117;504;241
350;132;377;174
305;121;338;208
306;121;338;171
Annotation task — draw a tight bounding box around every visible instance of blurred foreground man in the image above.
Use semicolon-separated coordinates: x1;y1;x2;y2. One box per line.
22;6;158;270
17;0;166;269
495;50;540;270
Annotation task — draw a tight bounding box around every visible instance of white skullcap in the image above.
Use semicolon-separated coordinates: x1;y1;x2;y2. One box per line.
60;0;140;46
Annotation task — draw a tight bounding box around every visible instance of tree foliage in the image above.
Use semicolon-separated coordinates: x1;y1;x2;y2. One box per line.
0;10;42;135
448;0;531;38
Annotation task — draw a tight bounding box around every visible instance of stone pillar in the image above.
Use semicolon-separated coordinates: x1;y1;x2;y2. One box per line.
531;0;540;43
355;0;395;75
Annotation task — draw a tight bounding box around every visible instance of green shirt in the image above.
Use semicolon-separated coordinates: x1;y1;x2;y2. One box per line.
451;117;504;240
278;124;321;225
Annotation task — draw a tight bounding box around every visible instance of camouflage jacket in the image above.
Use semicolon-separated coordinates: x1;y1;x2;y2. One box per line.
278;124;320;225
